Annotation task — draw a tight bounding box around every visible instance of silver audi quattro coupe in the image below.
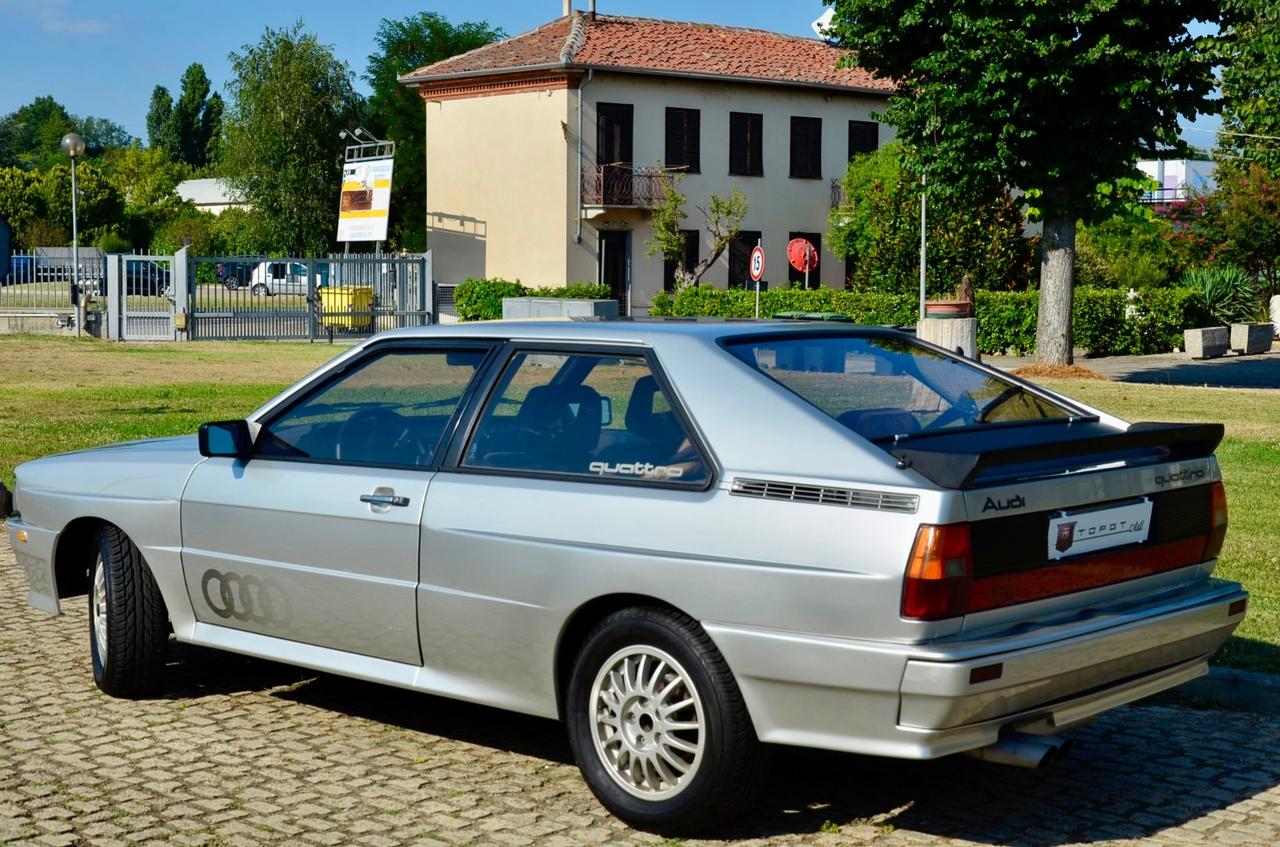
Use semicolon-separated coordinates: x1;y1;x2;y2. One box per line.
3;320;1246;833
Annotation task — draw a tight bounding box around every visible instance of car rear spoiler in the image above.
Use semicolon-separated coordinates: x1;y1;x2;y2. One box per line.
887;421;1224;490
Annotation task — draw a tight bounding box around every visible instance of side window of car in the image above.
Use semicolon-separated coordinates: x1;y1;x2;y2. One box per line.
258;348;488;467
464;351;710;485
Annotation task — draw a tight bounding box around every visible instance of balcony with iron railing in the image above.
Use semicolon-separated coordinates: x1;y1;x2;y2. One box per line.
581;165;678;211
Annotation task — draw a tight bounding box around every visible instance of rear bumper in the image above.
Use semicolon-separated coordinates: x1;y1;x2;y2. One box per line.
707;577;1246;760
4;518;60;614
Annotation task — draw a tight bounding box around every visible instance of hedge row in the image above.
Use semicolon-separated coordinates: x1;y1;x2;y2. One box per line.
454;278;611;321
649;287;1211;356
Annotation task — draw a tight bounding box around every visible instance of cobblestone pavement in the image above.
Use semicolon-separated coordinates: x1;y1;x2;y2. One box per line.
3;534;1280;847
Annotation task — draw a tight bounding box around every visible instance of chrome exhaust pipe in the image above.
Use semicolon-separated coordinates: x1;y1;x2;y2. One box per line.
963;732;1066;769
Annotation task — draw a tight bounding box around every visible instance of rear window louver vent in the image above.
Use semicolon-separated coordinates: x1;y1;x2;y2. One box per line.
731;478;919;514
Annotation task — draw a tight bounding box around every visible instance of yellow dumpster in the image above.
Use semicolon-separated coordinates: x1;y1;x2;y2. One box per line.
319;286;374;330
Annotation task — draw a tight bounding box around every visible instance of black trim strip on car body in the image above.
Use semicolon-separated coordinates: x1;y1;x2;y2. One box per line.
439;340;720;493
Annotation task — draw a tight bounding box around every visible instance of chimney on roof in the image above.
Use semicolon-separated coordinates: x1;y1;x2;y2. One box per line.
589;0;596;18
563;0;571;15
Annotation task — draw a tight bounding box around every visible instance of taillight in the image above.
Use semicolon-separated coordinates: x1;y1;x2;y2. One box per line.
902;523;973;620
1204;481;1228;560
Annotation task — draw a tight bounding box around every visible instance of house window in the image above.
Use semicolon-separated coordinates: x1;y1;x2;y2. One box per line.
665;108;701;173
663;230;700;292
788;232;822;288
849;120;879;158
729;113;763;176
790;117;822;179
728;230;762;288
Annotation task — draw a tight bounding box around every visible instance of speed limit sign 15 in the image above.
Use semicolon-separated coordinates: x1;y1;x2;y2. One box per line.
749;245;765;282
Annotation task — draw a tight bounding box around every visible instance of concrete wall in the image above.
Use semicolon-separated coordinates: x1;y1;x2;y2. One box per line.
422;71;891;313
0;311;103;337
425;88;573;287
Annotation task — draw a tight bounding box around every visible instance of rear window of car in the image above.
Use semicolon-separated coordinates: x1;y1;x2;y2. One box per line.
724;334;1072;440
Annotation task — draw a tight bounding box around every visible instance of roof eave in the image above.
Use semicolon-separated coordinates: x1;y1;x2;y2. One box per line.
398;61;572;86
400;62;894;97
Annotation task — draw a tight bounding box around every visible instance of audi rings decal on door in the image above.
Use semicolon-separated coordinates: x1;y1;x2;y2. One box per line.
200;569;289;624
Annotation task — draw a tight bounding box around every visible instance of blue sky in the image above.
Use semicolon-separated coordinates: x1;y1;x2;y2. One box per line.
0;0;1219;146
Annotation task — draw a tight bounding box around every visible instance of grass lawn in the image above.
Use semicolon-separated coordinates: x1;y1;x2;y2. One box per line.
0;337;1277;674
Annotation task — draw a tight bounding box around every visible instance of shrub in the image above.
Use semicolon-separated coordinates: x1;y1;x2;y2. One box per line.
454;278;525;321
525;282;611;300
1181;265;1261;325
453;279;612;321
650;285;1205;356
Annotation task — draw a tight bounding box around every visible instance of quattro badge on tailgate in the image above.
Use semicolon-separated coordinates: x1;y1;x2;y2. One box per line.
1047;499;1153;560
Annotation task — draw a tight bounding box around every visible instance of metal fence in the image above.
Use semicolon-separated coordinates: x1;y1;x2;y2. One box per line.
1;250;106;310
188;253;433;341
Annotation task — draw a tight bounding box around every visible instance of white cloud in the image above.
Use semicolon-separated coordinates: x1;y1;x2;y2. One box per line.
0;0;113;35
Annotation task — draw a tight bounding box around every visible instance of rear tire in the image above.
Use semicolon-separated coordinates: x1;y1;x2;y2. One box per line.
565;607;767;834
90;526;168;698
251;283;268;297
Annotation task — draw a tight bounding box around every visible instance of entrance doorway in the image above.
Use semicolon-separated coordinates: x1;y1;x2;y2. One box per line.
598;230;630;315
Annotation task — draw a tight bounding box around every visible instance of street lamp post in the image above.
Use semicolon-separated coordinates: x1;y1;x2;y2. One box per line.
60;132;86;337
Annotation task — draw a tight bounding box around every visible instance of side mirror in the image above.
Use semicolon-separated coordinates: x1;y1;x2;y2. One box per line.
199;420;254;460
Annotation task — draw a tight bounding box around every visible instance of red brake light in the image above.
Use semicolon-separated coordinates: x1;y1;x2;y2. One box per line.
1204;481;1228;560
902;524;973;620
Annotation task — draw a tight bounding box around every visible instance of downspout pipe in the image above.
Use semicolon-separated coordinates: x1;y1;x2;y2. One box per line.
576;69;594;244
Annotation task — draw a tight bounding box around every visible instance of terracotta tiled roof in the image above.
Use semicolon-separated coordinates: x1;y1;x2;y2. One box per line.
400;13;893;95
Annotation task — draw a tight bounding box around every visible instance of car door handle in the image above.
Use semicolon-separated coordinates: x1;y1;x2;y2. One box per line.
360;493;410;507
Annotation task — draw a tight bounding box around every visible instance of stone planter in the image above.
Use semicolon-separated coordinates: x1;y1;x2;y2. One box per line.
923;299;975;318
1184;326;1229;359
501;297;619;319
1231;322;1273;355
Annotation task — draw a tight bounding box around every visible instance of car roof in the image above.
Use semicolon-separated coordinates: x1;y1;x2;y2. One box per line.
371;319;909;346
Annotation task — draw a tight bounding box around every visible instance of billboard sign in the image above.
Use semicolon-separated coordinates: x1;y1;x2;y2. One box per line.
337;157;394;242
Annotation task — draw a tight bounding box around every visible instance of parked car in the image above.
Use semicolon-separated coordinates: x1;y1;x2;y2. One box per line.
215;261;256;290
248;260;319;297
3;321;1245;833
123;259;172;296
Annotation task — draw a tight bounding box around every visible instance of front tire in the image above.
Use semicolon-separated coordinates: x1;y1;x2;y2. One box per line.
90;527;169;698
251;283;268;297
566;607;766;834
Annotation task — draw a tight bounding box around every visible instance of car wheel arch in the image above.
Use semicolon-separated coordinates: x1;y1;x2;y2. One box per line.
52;517;109;598
554;593;695;720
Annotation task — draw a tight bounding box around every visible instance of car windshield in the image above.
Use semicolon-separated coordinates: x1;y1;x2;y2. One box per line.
725;333;1074;441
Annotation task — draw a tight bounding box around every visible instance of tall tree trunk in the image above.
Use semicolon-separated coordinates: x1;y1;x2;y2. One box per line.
1036;211;1076;365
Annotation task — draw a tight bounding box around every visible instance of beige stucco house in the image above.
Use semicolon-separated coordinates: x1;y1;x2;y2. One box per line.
400;8;894;314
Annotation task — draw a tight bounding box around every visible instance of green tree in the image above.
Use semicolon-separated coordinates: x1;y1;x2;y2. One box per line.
1198;165;1280;300
1216;0;1280;177
77;116;134;155
644;172;749;288
365;13;504;251
146;85;177;154
828;144;1033;295
221;22;360;255
201;92;224;167
102;145;189;212
825;0;1220;363
4;96;77;170
0;167;45;245
39;161;124;234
